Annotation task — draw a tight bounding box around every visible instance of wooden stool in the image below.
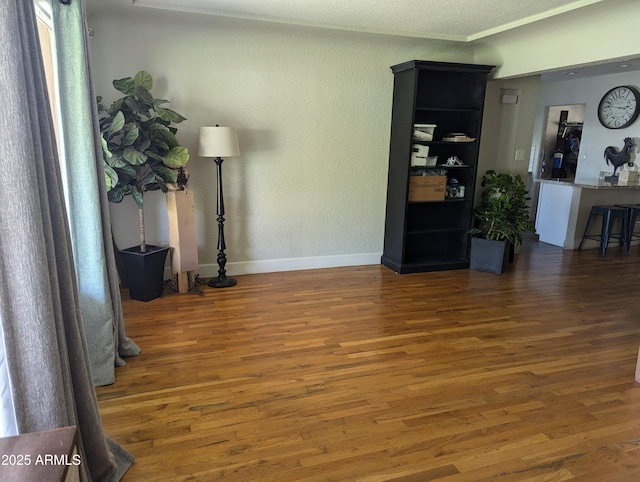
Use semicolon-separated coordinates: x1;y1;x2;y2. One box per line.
578;205;629;256
615;204;640;248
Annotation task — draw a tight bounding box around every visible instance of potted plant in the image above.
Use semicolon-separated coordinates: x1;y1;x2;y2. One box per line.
469;170;535;274
98;70;190;301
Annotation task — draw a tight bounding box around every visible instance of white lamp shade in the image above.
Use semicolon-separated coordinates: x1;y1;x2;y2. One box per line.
198;126;240;157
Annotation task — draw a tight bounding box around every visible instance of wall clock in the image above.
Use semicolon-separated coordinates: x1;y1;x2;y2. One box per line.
597;85;640;129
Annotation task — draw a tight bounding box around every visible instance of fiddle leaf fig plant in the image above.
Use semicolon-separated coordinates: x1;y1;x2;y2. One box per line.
98;70;189;253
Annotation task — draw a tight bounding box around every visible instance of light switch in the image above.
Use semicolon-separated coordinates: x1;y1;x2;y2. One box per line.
515;149;525;161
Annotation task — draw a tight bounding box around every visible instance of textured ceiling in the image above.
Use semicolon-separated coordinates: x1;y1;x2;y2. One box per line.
126;0;603;42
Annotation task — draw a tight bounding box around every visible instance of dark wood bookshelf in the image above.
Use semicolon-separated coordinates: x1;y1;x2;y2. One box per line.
382;60;494;274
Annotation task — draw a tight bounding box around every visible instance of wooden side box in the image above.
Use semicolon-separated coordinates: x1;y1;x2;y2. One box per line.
408;175;446;201
166;190;199;293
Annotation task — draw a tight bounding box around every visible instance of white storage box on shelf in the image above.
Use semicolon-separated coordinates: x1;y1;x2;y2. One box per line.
411;144;429;166
425;156;438;166
413;123;436;141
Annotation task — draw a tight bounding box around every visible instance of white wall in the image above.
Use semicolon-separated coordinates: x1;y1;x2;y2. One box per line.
88;7;472;276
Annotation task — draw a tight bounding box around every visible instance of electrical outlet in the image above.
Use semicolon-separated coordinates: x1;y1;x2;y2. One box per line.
515;149;525;161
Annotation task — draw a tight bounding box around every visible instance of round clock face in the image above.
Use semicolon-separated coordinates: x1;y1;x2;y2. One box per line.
598;85;640;129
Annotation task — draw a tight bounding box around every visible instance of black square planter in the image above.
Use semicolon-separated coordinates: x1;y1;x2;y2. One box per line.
470;238;510;274
119;245;169;301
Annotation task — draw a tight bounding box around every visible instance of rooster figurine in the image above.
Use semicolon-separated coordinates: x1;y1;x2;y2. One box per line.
604;137;635;176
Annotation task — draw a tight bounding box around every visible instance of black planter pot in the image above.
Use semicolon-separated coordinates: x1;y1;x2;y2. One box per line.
470;238;510;274
119;245;169;302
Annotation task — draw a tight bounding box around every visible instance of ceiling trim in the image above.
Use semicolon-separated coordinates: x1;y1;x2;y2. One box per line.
467;0;603;41
132;0;604;43
132;0;466;41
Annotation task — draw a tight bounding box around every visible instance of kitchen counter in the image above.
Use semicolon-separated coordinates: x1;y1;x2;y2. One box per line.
539;178;640;189
535;178;640;249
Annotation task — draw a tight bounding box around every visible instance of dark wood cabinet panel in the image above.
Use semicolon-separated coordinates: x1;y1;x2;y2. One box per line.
382;60;494;274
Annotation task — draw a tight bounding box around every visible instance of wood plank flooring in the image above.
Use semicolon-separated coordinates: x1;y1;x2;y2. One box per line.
96;239;640;481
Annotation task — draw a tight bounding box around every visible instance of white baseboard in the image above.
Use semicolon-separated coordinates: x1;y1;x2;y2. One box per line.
166;252;382;278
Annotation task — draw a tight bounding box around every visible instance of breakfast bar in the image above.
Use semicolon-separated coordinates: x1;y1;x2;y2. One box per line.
535;178;640;250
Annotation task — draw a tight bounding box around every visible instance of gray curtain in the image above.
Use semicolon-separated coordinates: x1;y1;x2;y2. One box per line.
52;0;140;386
0;0;133;479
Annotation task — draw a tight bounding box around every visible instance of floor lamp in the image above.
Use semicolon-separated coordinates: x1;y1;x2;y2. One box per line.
198;125;240;288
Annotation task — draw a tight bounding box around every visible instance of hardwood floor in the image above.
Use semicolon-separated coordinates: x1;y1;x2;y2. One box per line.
96;239;640;481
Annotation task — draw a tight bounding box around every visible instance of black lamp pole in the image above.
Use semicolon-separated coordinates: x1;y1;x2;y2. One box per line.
199;125;239;288
209;156;236;288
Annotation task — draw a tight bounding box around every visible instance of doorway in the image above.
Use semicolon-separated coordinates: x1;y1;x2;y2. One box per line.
540;104;585;180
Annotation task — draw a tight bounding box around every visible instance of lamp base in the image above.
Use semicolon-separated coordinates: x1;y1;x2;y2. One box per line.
208;276;237;288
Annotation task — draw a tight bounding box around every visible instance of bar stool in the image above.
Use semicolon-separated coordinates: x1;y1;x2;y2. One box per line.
578;205;629;256
615;204;640;248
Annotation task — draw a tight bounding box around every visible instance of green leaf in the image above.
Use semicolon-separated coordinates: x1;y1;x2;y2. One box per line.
149;123;178;149
156;107;187;123
107;185;129;204
123;148;147;165
162;146;189;168
137;140;151;152
107;111;125;138
131;189;143;209
125;97;150;117
135;86;154;107
121;124;139;147
147;152;165;163
153;165;178;184
107;155;129;168
104;163;118;191
106;98;124;116
153;141;170;152
134;71;153;91
116;164;137;180
96;97;106;114
152;98;169;108
113;77;134;95
155;176;169;193
139;170;157;187
100;136;112;159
